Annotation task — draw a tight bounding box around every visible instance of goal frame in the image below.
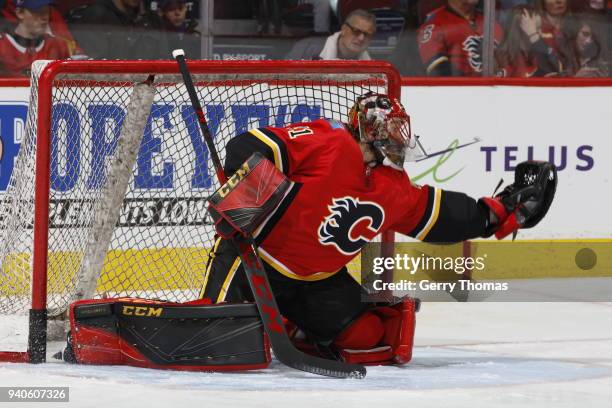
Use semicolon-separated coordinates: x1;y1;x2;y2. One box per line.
0;60;400;364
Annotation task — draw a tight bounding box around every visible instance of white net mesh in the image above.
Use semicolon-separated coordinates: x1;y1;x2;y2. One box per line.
0;60;392;319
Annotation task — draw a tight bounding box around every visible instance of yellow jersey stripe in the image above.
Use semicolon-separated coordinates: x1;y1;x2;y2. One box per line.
426;56;449;75
249;128;283;172
416;187;442;241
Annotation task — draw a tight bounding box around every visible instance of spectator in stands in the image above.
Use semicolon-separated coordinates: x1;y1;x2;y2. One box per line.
285;8;375;60
68;0;168;59
143;0;198;56
159;0;197;32
537;0;575;71
568;0;607;64
1;0;83;55
417;0;504;76
496;5;563;76
0;0;73;77
568;18;608;76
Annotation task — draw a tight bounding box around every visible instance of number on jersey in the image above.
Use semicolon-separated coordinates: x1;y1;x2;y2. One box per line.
287;126;314;139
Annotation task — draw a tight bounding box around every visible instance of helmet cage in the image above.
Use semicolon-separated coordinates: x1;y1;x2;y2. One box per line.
351;93;413;168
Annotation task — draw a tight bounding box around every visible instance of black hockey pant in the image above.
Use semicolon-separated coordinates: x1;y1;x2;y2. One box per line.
200;238;369;344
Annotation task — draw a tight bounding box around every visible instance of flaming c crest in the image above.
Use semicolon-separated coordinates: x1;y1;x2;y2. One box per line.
462;35;484;73
317;197;385;255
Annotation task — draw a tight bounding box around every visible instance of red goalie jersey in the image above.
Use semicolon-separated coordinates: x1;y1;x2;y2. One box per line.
223;118;441;280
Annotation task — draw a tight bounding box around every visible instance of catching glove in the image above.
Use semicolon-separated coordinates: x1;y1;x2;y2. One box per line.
479;160;557;239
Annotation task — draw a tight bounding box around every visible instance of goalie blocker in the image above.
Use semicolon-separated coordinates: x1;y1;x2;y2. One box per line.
207;152;291;239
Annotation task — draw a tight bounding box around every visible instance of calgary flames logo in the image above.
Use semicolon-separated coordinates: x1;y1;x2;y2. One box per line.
318;197;385;255
462;35;484;73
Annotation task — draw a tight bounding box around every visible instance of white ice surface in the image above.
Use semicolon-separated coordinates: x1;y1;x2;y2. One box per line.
1;302;612;408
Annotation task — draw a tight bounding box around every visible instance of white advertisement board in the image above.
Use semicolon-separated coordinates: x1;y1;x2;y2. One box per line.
401;86;609;239
0;85;609;239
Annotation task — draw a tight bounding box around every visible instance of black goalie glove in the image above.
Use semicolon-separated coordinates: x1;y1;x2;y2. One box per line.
479;161;557;239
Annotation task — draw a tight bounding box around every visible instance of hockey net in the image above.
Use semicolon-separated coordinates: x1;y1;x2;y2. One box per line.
0;60;400;363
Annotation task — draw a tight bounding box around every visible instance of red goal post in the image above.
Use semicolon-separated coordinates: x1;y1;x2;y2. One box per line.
0;60;399;363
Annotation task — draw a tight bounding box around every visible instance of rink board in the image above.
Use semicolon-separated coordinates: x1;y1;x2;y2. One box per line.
0;81;610;295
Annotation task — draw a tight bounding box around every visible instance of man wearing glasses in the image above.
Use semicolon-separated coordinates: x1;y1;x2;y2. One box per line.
286;9;376;60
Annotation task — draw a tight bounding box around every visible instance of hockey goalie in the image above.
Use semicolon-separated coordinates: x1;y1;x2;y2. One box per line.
64;92;556;372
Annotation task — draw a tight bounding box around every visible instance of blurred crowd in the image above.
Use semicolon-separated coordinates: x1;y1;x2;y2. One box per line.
0;0;609;78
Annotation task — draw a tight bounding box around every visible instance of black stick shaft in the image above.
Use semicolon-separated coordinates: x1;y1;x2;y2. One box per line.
174;53;227;184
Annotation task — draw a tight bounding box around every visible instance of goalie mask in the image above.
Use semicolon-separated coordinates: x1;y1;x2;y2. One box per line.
348;92;417;170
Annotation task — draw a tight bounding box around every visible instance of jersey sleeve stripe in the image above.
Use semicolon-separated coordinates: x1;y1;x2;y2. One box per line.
413;187;442;240
248;128;289;174
426;56;450;75
406;186;434;237
260;127;290;174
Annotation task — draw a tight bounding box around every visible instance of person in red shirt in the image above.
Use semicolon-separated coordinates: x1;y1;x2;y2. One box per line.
1;0;82;55
201;92;556;364
0;0;72;77
417;0;504;76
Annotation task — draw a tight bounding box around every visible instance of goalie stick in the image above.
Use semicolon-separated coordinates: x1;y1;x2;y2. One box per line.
172;49;367;379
